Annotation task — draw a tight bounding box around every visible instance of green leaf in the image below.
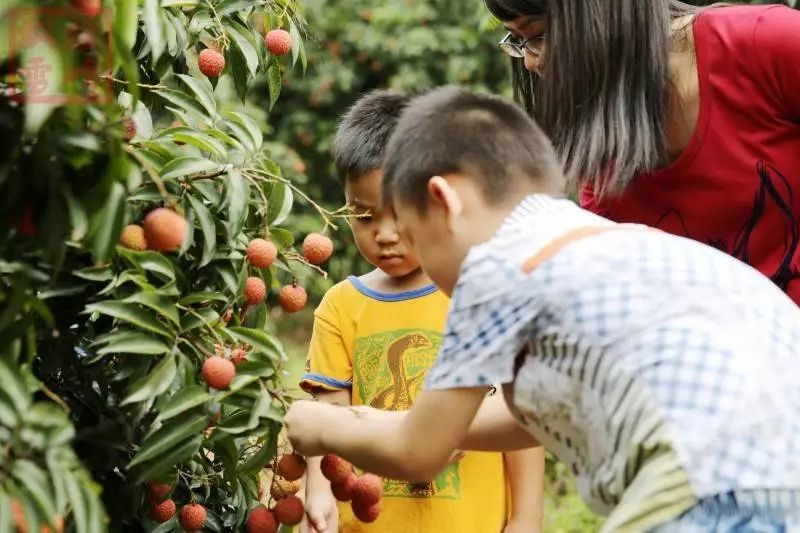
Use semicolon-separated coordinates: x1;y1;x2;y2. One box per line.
129;414;207;467
267;60;282;110
179;292;228;305
144;0;165;61
177;74;217;118
12;460;57;522
169;130;227;160
239;432;275;474
227;43;250;104
269;228;294;248
114;0;138;50
226;19;259;76
180;308;220;333
74;265;114;282
289;21;302;67
225;120;255;153
0;358;29;416
161;156;220;181
121;354;177;405
95;331;171;356
155;386;209;422
123;292;180;326
64;472;89;533
62;185;88;242
224;112;262;151
117;248;176;280
267;181;293;226
88;182;126;262
85;301;172;337
217;0;254;16
225;170;249;239
226;327;282;360
132;434;203;485
187;195;217;268
155;89;211;122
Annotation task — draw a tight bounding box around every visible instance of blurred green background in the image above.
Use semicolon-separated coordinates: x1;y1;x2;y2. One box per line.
264;0;795;531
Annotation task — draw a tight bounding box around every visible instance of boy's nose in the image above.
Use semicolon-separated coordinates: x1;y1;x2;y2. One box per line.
375;218;400;244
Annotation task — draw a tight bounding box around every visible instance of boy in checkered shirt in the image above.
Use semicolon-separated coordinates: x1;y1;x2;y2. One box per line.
286;86;800;532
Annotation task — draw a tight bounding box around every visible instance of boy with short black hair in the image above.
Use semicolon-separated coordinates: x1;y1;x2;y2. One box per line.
298;89;545;533
287;86;800;532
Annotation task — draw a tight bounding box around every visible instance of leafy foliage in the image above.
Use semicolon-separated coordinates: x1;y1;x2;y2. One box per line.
0;0;325;529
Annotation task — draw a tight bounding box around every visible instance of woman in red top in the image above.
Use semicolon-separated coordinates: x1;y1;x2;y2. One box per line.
487;0;800;303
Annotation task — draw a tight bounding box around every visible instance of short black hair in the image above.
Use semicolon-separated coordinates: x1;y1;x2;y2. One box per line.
332;90;413;183
484;0;545;21
382;86;563;212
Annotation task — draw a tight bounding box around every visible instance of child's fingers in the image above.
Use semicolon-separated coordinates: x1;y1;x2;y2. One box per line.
305;507;328;532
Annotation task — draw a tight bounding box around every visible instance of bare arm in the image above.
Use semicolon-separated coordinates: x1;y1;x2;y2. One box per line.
504;447;546;532
305;389;351;490
462;393;540;451
286;387;487;482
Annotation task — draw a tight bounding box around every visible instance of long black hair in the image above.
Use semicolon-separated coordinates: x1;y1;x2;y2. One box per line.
485;0;705;196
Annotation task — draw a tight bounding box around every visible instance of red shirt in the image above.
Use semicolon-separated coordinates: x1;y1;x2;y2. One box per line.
581;5;800;303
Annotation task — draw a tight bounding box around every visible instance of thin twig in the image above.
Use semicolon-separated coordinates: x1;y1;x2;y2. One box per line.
40;384;71;414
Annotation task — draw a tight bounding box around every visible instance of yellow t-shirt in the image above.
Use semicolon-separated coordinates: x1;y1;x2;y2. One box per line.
300;276;508;533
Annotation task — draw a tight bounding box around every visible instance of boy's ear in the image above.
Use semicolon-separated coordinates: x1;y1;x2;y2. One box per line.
427;176;463;231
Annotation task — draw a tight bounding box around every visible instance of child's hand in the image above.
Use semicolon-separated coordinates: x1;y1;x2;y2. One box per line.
301;489;339;533
285;399;330;456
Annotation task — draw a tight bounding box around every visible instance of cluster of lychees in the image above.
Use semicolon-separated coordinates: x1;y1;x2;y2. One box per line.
147;482;208;531
197;28;293;80
119;207;188;253
321;454;384;523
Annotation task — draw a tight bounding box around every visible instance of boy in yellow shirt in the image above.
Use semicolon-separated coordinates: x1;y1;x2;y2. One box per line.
298;90;545;533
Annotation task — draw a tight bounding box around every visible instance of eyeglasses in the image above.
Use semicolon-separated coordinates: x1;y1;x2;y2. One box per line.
498;32;547;59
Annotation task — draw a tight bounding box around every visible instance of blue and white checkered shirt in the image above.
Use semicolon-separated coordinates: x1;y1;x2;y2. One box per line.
426;195;800;532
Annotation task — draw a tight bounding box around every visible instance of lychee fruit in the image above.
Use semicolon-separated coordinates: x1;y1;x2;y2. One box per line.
277;453;306;481
198;48;225;78
71;0;101;17
122;117;136;142
142;208;188;252
179;503;206;531
351;474;383;507
331;473;357;502
351;500;381;523
265;29;292;56
272;495;304;526
10;499;26;532
320;454;353;484
202;356;236;390
247;505;277;533
230;348;247;366
246;238;278;269
120;224;147;250
279;284;307;313
147;481;173;502
244;276;266;306
302;233;334;265
150;498;176;523
270;477;301;500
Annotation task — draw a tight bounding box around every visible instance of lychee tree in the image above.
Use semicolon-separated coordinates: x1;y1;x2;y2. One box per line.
0;0;333;530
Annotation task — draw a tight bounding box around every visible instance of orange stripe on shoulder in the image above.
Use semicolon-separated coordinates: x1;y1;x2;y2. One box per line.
521;225;655;274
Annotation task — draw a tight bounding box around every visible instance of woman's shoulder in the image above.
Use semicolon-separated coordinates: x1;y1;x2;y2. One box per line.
696;4;797;38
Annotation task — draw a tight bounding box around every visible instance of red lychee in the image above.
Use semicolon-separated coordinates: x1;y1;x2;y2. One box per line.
150;498;176;523
247;505;277;533
302;233;334;265
246;238;278;269
270;477;301;500
202;356;236;390
351;500;381;523
244;276;266;306
272;495;303;526
331;473;358;502
277;453;306;481
230;348;247;366
320;454;353;484
179;503;206;531
351;473;383;507
71;0;101;17
143;208;188;252
122;117;136;142
279;284;307;313
265;29;292;56
120;224;147;250
198;48;225;78
147;481;173;502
